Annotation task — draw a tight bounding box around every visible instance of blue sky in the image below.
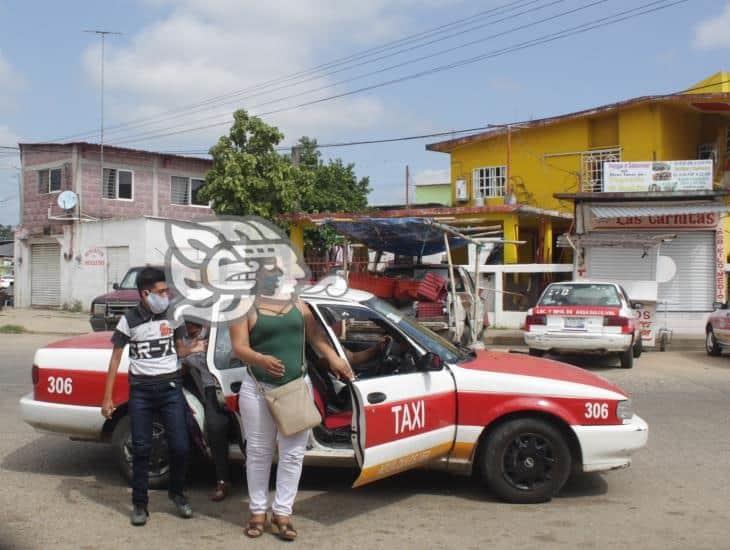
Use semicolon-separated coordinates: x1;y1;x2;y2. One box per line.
1;0;729;225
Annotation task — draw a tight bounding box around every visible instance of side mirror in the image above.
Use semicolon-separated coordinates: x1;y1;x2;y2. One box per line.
631;301;643;310
417;352;443;372
112;282;119;290
713;301;726;311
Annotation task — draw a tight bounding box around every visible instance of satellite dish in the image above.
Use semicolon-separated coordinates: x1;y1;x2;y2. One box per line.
656;255;677;283
57;190;78;211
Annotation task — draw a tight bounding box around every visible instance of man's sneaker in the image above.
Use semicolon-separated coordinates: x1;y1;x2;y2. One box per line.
130;504;149;526
170;494;193;519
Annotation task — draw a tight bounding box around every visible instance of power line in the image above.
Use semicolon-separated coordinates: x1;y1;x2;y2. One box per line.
109;0;608;144
110;0;688;146
49;0;547;143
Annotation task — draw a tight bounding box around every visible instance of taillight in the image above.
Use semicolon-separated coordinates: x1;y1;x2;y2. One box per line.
32;365;39;386
525;314;546;331
604;316;633;334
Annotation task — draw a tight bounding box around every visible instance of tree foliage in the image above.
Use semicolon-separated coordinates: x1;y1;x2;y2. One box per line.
198;110;311;219
0;224;13;241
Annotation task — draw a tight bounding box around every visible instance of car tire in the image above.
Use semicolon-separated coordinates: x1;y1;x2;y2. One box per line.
706;329;722;357
619;346;634;369
481;417;572;504
632;336;643;359
528;348;545;357
111;415;170;490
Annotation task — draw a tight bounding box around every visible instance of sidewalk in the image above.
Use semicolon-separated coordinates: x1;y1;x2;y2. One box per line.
0;308;89;335
484;328;706;351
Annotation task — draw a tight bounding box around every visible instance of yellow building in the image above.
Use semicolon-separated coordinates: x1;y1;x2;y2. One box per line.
426;71;730;264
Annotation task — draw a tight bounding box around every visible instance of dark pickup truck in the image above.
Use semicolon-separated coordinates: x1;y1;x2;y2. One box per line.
89;266;162;331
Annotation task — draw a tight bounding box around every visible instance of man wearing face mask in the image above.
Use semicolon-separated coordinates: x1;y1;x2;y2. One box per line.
101;267;205;526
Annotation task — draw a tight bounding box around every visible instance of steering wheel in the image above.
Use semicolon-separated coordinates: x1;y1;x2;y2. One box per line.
376;336;397;376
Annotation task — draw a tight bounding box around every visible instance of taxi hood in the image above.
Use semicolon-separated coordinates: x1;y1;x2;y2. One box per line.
458;349;626;396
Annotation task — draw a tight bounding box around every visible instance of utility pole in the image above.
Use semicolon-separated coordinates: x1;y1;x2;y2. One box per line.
84;30;122;213
405;164;410;207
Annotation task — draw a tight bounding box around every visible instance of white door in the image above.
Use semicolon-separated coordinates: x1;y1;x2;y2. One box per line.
349;370;457;487
31;243;61;307
106;246;130;291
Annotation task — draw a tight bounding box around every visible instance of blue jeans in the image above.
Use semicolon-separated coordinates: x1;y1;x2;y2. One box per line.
128;379;189;506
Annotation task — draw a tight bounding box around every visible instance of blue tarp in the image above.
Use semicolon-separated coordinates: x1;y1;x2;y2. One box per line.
324;217;468;257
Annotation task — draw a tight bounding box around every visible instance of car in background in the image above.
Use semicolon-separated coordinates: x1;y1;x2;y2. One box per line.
0;275;13;289
523;281;643;369
704;301;730;356
89;266;162;331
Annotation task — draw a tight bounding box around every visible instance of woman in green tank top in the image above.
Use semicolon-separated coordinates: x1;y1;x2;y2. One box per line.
230;264;353;541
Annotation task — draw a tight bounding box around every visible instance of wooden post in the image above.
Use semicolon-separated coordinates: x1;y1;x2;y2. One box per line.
444;232;458;341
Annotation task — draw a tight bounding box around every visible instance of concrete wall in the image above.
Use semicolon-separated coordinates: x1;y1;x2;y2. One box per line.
14;217;172;310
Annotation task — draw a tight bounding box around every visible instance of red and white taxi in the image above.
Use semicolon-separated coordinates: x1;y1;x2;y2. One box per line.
21;289;648;503
524;281;643;369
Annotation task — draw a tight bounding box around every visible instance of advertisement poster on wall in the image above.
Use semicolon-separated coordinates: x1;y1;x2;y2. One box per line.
604;160;713;192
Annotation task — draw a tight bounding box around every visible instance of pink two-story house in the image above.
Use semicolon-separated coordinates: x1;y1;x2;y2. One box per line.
15;142;214;309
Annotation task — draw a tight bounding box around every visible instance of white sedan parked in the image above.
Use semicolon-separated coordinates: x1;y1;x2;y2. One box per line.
524;281;643;368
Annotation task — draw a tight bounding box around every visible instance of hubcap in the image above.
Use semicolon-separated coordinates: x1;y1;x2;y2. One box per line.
707;331;714;351
502;432;556;491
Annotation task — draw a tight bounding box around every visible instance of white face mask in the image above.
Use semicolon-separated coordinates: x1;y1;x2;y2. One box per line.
146;292;170;314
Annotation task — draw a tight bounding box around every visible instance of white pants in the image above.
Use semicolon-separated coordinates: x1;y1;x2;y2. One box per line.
238;370;310;516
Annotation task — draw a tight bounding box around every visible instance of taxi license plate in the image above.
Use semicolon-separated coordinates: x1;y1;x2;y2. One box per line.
564;317;585;329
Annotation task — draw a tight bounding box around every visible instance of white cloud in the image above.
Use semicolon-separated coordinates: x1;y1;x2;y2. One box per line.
693;3;730;49
83;0;464;148
413;168;449;186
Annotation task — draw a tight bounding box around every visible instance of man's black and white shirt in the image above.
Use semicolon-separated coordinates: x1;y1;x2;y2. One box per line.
111;305;187;377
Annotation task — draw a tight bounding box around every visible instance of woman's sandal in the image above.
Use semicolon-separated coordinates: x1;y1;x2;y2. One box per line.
244;515;267;539
271;514;298;541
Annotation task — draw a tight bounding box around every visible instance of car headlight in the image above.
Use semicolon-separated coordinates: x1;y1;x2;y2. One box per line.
616;399;633;421
93;302;107;316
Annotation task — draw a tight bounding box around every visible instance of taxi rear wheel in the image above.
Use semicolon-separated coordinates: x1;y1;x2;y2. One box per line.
619;346;634;369
111;415;170;490
481;418;571;504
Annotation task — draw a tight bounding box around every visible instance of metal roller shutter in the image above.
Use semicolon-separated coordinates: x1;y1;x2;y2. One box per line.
31;243;61;307
586;231;715;311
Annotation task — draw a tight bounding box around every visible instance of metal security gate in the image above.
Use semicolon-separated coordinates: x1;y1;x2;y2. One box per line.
586;231;715;311
31;243;61;307
106;246;130;291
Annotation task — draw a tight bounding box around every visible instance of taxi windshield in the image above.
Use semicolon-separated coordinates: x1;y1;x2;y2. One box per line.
365;297;469;363
539;283;622;307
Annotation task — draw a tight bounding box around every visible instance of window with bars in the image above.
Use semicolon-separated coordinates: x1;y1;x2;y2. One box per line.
171;176;208;206
102;168;133;200
581;148;621;192
37;168;62;194
472;166;506;198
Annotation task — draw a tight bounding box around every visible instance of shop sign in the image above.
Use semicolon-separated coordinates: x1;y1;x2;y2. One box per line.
591;210;720;230
83;247;106;267
604;160;713;192
635;305;656;347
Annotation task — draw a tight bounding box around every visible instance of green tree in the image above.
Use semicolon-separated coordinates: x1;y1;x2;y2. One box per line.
0;225;13;240
199;110;311;219
296;136;370;213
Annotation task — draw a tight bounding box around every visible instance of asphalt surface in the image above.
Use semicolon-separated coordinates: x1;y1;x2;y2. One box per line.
1;334;729;550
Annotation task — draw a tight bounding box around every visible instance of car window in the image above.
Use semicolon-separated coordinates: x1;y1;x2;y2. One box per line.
119;269;141;290
539;284;622;307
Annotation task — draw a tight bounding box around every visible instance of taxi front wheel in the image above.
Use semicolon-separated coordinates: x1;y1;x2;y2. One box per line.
481;418;571;504
111;415;171;490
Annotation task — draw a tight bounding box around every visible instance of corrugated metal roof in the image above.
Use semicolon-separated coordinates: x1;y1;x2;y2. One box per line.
591;204;729;219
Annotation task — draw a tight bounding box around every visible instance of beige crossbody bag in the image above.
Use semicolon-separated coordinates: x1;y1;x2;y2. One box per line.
248;323;322;437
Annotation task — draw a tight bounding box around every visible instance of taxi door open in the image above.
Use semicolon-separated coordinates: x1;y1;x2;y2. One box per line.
349;368;457;487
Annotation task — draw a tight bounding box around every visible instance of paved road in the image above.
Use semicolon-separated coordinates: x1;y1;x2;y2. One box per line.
1;334;729;549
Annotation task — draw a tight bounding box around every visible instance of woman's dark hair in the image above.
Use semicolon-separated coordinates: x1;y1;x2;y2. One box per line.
136;267;166;295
